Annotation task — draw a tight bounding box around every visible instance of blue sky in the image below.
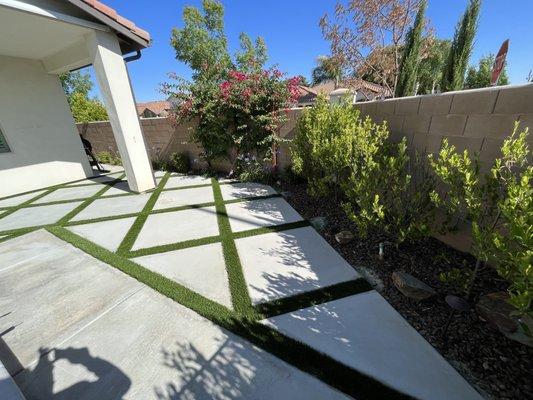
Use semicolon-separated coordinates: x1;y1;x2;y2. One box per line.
87;0;533;102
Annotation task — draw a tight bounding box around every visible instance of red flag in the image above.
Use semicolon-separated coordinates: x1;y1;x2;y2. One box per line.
491;39;509;86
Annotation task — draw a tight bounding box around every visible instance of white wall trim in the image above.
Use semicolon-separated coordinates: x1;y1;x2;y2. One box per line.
0;0;110;31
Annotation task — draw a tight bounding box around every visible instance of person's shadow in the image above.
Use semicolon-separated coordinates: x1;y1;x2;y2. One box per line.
18;347;131;400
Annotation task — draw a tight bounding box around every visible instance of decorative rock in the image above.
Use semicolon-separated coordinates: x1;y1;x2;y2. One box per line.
476;292;517;333
391;271;436;300
309;216;327;231
476;292;533;347
335;230;354;244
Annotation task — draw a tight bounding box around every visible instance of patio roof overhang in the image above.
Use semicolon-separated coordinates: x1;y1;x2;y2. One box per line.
0;0;156;194
0;0;150;74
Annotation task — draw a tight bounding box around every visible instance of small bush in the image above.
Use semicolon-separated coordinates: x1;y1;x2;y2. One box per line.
342;129;437;243
235;154;269;182
291;95;357;197
96;151;121;166
430;123;532;317
169;152;190;173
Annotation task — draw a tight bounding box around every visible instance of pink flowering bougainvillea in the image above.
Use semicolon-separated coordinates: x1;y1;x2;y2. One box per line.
164;65;300;169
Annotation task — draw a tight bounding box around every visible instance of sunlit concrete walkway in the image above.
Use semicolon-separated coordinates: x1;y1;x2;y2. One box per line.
0;171;482;399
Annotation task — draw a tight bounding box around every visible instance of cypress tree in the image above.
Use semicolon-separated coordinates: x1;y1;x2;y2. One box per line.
396;0;427;97
440;0;481;92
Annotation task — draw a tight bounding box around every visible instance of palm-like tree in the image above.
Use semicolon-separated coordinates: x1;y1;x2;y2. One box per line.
311;56;343;87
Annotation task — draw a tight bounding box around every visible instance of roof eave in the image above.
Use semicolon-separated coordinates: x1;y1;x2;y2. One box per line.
65;0;150;54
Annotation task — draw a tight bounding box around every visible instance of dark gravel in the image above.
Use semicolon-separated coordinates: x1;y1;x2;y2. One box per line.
282;181;533;400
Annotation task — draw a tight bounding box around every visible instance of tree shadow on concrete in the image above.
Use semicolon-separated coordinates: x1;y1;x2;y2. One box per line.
153;336;257;400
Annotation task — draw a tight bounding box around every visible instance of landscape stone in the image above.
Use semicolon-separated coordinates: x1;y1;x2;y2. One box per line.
310;216;327;231
335;230;354;244
391;271;436;300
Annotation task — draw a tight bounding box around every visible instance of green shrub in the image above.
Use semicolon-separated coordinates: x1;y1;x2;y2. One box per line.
342;127;437;243
96;151;121;166
430;124;532;317
291;95;357;197
235;154;268;182
169;152;190;173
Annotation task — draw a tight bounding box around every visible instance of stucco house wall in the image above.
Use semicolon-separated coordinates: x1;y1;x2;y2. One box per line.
0;55;92;197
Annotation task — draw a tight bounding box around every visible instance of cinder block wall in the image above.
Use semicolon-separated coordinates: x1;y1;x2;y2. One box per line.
77;84;532;252
354;84;533;172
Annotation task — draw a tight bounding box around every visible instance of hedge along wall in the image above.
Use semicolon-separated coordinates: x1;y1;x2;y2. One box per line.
77;83;533;252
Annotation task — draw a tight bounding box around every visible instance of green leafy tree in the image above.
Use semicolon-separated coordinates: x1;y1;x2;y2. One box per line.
311;56;343;87
291;95;358;197
429;124;532;318
441;0;481;92
59;71;108;123
396;0;427;97
69;92;108;123
464;53;509;89
417;39;451;94
164;0;299;171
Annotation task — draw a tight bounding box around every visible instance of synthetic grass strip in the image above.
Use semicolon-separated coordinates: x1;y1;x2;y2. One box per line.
126;234;221;258
46;226;233;321
0;187;59;221
116;173;170;255
232;220;311;239
212;178;253;315
254;278;373;319
46;225;413;400
57;174;126;225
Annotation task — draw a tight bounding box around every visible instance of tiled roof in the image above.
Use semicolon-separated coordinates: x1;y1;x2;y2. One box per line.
136;101;171;116
79;0;150;43
312;79;392;97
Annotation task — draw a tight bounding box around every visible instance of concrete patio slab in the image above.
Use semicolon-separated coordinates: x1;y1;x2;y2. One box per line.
33;185;103;204
154;186;214;210
14;285;348;400
99;180;134;197
236;227;360;304
132;206;219;250
0;202;83;232
164;175;211;189
67;172;123;186
71;194;150;221
0;230;142;374
262;291;483;400
0;191;46;208
225;197;303;232
134;243;232;308
154;170;166;178
66;217;136;252
220;182;277;200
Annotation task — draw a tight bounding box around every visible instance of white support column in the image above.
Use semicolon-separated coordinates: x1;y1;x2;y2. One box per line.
86;30;155;192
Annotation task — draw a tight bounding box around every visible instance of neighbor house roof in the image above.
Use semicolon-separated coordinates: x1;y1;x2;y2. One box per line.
312;79;392;99
296;85;318;105
66;0;151;52
136;101;172;117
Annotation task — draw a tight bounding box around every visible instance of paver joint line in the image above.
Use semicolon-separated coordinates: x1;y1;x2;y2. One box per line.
43;225;413;400
1;173;441;400
116;172;171;255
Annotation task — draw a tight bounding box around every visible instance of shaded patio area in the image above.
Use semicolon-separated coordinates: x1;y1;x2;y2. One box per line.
0;171;482;399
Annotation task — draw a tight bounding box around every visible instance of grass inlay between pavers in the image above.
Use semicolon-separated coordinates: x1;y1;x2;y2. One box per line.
212;178;254;315
1;174;416;399
45;225;412;400
116;173;171;255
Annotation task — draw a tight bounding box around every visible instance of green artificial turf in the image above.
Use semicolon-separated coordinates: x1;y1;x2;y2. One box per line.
1;175;416;399
212;178;254;315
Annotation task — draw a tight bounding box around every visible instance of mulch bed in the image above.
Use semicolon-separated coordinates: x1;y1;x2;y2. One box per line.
281;180;532;400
